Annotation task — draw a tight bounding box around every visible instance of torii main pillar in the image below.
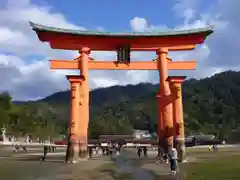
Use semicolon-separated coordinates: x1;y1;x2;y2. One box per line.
66;75;84;163
157;48;174;150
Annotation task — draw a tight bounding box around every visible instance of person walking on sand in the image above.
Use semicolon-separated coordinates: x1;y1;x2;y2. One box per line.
115;143;120;156
88;147;93;158
163;149;169;164
213;144;218;152
137;147;142;158
143;146;148;157
42;145;48;161
102;147;106;156
169;148;178;175
95;146;99;156
156;145;164;164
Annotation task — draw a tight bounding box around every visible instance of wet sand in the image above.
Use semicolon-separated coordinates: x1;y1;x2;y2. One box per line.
0;147;112;180
1;146;239;180
0;146;162;180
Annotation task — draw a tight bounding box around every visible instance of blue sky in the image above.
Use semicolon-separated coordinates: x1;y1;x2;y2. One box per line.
0;0;239;100
31;0;216;31
36;0;177;31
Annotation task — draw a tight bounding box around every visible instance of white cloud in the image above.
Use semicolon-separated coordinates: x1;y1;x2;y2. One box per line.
0;0;240;100
130;17;149;32
0;0;83;57
0;0;85;100
0;0;157;100
130;0;240;80
0;27;30;46
0;54;68;100
130;17;168;32
175;0;240;71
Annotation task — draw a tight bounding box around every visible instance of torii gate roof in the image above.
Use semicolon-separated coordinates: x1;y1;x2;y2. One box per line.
30;22;214;51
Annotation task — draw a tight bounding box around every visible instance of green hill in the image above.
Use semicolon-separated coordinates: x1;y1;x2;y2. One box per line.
1;70;240;142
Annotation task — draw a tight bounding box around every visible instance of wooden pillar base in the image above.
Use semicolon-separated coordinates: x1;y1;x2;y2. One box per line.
65;141;79;163
176;140;186;162
79;150;88;159
79;143;88;159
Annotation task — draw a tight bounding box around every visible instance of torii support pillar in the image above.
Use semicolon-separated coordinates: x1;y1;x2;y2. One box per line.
66;75;85;163
167;76;186;162
157;48;174;151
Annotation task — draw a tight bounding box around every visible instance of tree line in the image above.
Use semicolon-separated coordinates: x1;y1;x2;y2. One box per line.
1;70;240;142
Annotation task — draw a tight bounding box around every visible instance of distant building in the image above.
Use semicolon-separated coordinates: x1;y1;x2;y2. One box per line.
99;135;133;143
133;129;152;139
187;134;216;141
185;134;222;146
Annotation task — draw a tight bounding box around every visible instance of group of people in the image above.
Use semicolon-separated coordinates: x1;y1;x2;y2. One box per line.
40;142;179;175
88;142;122;158
13;144;28;152
12;143;56;162
136;146;148;157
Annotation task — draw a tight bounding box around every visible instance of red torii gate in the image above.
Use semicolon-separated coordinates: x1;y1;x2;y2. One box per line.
30;22;213;163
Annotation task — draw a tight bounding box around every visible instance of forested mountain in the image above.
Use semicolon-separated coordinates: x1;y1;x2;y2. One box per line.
1;70;240;142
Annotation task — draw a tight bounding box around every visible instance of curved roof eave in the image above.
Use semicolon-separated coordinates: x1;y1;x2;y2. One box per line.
30;21;214;38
